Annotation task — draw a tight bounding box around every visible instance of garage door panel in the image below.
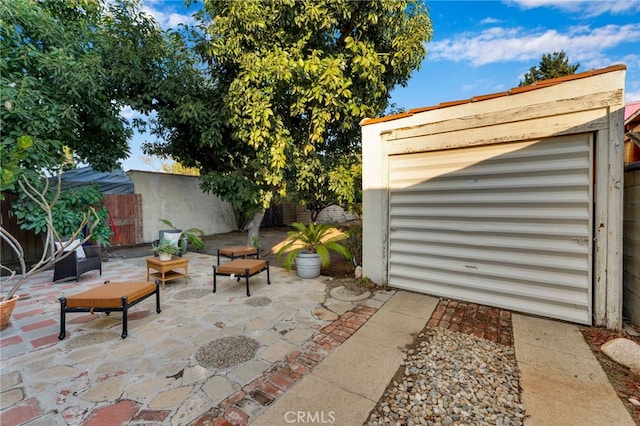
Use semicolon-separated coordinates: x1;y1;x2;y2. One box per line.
390;140;590;187
391;173;589;192
390;229;589;256
389;273;588;324
390;218;588;238
388;135;592;324
390;265;588;302
392;189;589;204
390;243;589;274
390;252;588;289
390;205;589;220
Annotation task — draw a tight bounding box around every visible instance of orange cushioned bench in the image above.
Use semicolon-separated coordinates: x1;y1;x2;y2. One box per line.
213;259;270;297
217;246;259;265
59;281;161;340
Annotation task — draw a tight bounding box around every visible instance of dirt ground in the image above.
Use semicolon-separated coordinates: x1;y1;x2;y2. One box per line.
580;325;640;424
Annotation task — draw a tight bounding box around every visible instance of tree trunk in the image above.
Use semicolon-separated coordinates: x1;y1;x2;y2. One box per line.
245;209;265;247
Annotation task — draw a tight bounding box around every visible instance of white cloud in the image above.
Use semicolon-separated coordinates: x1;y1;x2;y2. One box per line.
120;106;137;120
428;23;640;67
141;4;195;29
480;17;502;25
507;0;640;17
626;90;640;103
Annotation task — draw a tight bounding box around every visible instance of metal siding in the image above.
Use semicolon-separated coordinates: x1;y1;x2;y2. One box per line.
388;135;592;324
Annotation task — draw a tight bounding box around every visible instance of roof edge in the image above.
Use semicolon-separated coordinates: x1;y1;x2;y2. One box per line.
361;64;627;126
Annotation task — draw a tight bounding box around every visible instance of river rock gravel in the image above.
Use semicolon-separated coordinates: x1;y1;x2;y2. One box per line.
366;326;525;426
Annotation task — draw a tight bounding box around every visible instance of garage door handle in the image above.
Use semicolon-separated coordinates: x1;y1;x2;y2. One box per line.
465;264;478;270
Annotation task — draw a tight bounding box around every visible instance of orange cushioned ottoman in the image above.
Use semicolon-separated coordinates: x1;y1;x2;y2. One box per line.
213;259;270;297
217;245;259;265
59;281;161;340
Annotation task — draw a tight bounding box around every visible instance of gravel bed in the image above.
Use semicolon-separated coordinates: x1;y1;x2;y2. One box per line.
195;335;260;370
366;327;525;426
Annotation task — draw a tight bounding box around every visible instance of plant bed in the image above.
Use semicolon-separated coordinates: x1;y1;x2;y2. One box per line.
580;324;640;425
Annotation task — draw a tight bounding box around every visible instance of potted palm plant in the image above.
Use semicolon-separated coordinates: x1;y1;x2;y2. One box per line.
154;237;180;261
277;222;352;278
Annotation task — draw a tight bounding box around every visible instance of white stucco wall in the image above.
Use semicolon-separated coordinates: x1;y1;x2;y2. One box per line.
127;171;237;243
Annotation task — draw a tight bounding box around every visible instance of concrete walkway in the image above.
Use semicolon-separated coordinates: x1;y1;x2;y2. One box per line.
253;292;635;426
513;314;635;426
252;291;438;425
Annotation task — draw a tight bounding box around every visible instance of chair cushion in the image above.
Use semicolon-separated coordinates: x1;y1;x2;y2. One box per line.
217;259;266;275
64;282;156;309
219;246;258;257
163;232;182;247
56;239;86;259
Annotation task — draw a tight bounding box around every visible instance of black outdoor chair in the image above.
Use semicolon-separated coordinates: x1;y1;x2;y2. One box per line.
53;245;102;282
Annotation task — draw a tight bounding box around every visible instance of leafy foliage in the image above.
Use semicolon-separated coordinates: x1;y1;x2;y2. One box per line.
12;183;113;246
519;51;580;86
344;222;363;266
1;175;103;299
0;0;172;179
154;237;181;255
277;222;352;271
147;0;433;225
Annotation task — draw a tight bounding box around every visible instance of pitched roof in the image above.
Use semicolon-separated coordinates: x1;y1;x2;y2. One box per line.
361;64;627;126
626;100;640;123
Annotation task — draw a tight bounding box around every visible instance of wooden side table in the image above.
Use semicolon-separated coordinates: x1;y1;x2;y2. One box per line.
146;256;189;289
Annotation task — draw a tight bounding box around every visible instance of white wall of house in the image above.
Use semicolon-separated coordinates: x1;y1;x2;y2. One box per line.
361;65;626;329
127;171;237;243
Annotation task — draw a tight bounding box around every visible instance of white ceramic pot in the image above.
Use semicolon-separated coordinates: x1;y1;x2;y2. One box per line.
158;252;172;261
295;252;322;278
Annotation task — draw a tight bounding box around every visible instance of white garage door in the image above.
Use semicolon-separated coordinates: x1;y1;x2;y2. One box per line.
388;134;593;324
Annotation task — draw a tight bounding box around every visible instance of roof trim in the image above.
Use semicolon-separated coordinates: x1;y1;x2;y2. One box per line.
361;64;627;126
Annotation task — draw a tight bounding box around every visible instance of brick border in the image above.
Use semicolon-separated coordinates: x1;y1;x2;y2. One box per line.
427;299;513;346
189;305;378;426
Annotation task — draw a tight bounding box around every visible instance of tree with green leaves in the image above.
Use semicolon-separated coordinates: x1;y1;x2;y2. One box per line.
1;0;176;242
0;0;172;180
0;0;176;301
145;0;433;244
519;51;580;86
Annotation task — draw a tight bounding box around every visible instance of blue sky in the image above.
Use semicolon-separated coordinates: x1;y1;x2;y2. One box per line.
122;0;640;171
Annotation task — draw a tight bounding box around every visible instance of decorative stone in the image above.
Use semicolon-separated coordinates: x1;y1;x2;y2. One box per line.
601;338;640;370
245;296;272;306
329;285;371;302
313;307;339;321
196;336;260;370
173;288;211;300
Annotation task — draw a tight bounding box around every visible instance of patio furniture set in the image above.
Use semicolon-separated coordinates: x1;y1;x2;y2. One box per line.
56;242;270;340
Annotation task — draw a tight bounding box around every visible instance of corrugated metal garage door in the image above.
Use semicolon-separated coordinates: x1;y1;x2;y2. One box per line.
388;134;593;324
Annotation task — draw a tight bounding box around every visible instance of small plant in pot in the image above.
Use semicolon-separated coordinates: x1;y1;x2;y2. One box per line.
154;238;180;261
277;222;352;278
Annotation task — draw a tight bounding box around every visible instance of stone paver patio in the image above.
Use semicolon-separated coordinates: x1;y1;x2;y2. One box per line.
0;252;393;425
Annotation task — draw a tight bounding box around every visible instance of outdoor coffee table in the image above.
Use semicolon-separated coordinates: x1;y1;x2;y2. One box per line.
146;256;189;289
213;259;270;297
217;245;259;265
59;280;161;339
